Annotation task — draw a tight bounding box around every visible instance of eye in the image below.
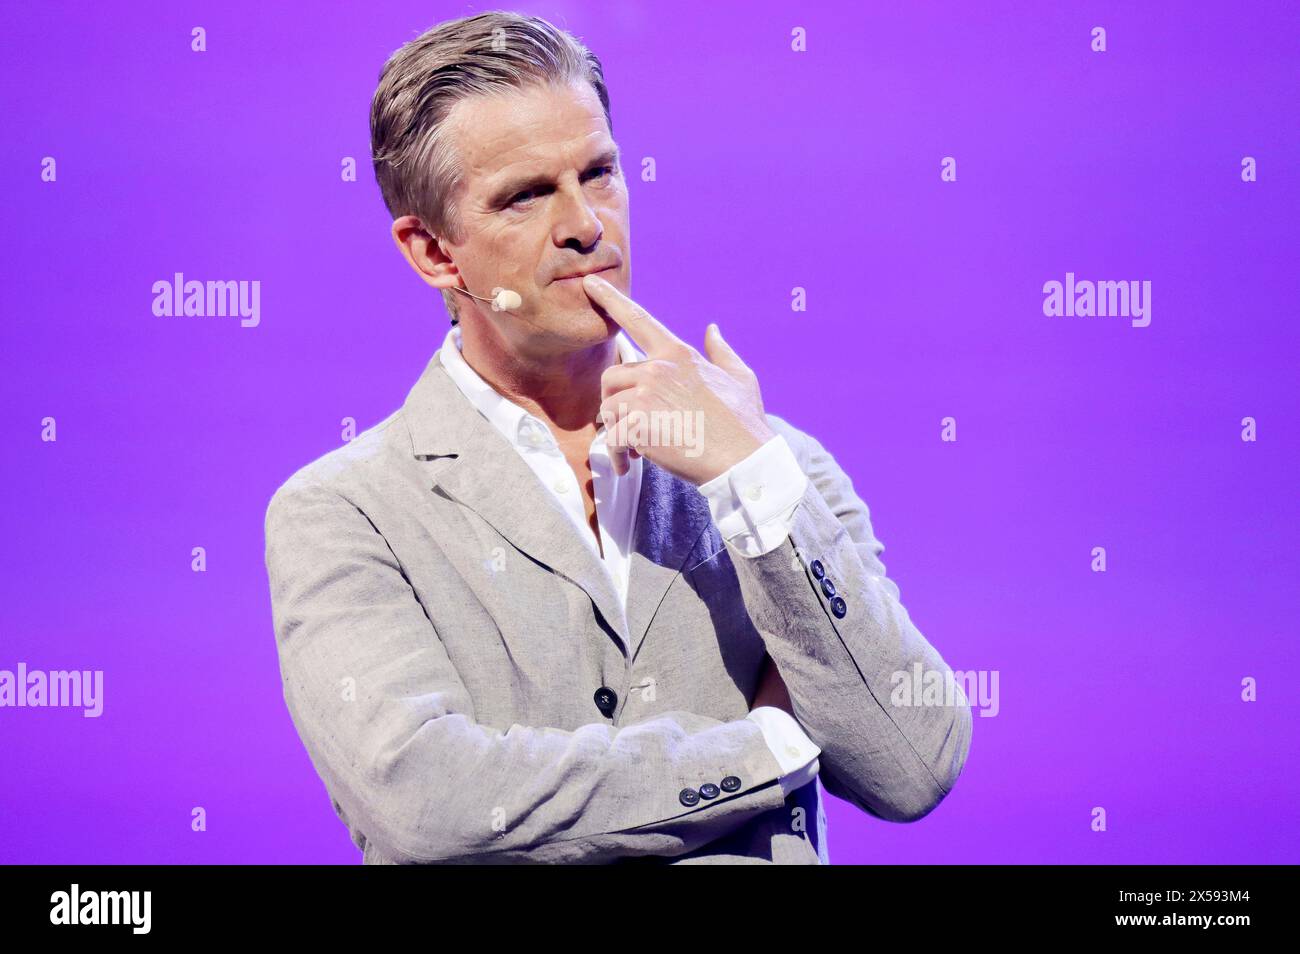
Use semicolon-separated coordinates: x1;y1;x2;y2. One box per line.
504;166;616;211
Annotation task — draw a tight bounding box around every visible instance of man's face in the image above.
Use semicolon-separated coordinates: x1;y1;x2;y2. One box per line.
439;79;629;347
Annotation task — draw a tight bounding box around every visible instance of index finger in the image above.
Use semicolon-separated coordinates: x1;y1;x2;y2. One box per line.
582;273;683;356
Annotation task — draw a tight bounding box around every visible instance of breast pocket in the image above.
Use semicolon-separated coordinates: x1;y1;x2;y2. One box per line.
684;526;752;597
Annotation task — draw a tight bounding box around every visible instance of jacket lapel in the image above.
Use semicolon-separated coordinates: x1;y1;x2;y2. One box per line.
623;457;717;662
402;349;717;661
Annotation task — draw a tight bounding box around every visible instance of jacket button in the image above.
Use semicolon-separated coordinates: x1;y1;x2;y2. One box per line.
809;559;825;580
593;687;618;717
830;596;847;618
720;775;741;792
699;782;720;800
679;787;701;807
820;577;836;598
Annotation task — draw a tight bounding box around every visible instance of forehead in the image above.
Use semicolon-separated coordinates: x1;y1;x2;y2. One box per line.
446;80;614;188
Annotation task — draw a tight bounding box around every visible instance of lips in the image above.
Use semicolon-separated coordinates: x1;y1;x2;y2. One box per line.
554;264;617;282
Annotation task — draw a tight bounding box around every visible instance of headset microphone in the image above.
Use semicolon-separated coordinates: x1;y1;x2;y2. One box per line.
451;285;523;312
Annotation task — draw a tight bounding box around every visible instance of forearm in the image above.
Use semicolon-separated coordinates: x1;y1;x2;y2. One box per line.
727;477;972;821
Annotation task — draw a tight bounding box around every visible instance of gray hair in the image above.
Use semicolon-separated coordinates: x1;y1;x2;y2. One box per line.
369;11;613;324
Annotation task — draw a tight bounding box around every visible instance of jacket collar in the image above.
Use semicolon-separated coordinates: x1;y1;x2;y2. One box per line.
400;346;717;661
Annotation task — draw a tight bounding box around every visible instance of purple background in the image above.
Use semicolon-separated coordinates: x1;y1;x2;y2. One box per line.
3;1;1297;864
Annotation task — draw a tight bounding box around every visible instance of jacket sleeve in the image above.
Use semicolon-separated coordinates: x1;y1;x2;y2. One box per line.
718;414;973;823
263;480;789;865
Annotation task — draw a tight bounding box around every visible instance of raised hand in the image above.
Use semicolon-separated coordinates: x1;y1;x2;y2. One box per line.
583;273;776;486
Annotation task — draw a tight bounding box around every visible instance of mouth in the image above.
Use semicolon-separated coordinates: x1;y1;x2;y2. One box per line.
553;264;618;284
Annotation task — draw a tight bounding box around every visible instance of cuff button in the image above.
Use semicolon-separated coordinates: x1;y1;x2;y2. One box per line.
699;783;720;800
809;559;825;580
720;775;741;792
830;595;847;618
679;787;701;807
820;577;836;598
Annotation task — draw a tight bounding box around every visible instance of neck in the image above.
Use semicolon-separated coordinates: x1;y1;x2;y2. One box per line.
457;320;621;440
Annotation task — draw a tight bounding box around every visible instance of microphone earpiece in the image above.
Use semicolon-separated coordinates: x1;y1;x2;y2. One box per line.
490;287;523;312
450;284;522;312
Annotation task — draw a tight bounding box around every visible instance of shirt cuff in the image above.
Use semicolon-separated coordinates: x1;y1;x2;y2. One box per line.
698;433;809;558
746;706;821;797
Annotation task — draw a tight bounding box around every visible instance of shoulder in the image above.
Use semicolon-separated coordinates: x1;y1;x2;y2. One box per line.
264;409;406;528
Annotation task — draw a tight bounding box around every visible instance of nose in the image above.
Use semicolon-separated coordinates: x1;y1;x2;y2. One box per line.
551;181;603;251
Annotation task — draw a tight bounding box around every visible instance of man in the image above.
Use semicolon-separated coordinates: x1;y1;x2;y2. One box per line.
264;11;971;864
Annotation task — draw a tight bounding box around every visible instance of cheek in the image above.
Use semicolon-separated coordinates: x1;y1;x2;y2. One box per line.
488;230;539;285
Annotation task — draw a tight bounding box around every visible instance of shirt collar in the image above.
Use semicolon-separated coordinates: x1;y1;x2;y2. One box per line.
438;324;643;454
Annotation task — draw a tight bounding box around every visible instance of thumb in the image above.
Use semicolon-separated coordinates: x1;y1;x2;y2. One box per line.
704;322;748;375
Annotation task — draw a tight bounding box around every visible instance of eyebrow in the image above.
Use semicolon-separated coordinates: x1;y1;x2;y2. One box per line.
485;146;621;208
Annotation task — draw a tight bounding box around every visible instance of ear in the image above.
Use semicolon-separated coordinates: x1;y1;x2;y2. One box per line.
392;216;460;292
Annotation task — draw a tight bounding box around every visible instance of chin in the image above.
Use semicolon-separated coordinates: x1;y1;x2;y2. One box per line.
553;307;617;345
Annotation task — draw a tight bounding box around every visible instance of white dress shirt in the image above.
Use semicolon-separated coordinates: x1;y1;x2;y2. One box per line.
438;324;820;797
